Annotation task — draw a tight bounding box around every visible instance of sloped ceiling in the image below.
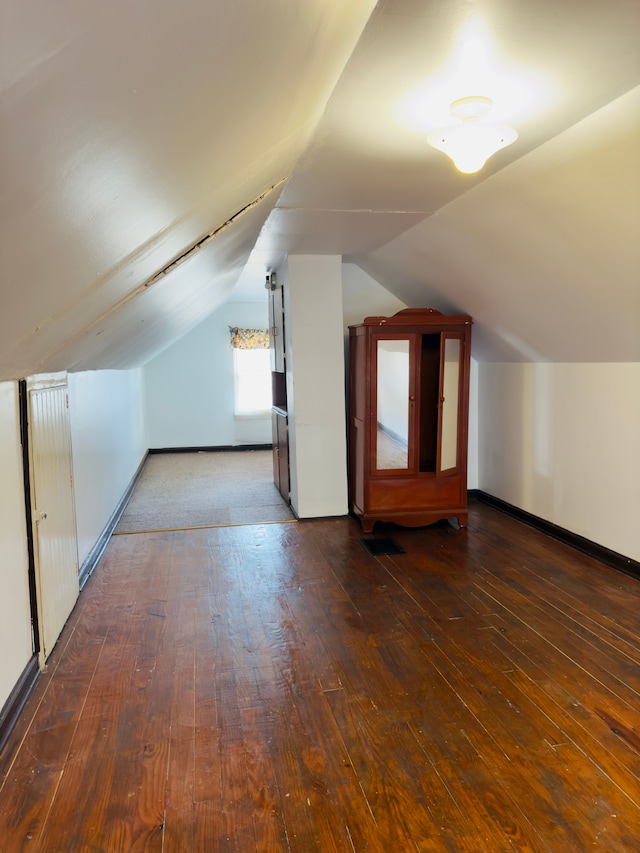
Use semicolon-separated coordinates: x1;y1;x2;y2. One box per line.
0;0;377;378
1;0;639;378
360;87;640;362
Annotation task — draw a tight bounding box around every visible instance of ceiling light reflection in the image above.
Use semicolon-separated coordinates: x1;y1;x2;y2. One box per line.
396;16;555;135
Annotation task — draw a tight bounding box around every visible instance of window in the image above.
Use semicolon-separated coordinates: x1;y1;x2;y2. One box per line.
229;327;272;417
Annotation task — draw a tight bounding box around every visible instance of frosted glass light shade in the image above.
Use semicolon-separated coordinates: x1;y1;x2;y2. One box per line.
427;96;518;173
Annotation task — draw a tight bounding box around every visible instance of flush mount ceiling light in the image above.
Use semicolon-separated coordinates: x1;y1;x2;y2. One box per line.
427;96;518;173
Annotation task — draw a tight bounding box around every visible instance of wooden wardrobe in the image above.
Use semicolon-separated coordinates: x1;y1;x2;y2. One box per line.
348;308;472;533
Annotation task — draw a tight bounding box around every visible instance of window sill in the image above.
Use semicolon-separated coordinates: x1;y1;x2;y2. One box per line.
234;412;271;420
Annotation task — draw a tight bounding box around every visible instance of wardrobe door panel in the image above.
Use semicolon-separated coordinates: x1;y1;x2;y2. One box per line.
439;335;462;473
374;338;411;471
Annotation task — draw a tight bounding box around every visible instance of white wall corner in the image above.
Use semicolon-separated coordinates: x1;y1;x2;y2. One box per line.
282;255;349;518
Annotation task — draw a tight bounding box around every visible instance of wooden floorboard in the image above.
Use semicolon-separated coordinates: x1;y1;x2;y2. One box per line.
1;503;639;851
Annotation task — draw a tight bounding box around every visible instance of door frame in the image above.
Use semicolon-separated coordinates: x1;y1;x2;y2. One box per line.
18;379;40;658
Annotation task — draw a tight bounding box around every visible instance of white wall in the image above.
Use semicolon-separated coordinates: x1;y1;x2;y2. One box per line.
143;302;271;449
68;370;147;566
283;255;349;517
342;263;407;328
479;362;640;561
0;382;33;713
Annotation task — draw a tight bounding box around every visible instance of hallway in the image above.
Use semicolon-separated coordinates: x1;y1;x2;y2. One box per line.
114;450;295;534
1;504;639;851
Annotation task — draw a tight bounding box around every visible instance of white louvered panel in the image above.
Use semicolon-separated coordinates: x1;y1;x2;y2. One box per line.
29;378;79;663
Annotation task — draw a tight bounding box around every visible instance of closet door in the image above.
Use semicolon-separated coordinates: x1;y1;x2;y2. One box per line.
27;374;79;665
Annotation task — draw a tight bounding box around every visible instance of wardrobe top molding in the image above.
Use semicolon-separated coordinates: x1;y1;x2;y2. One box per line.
356;308;473;328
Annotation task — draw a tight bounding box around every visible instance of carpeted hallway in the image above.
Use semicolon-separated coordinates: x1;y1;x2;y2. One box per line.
115;450;295;533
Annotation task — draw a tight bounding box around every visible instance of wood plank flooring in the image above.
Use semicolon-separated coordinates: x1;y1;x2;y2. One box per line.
1;503;639;851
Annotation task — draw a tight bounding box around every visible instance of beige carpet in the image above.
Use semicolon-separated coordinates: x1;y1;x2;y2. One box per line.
115;450;295;533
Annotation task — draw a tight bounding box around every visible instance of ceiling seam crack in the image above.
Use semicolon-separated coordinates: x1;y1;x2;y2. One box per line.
143;178;287;289
29;178;288;372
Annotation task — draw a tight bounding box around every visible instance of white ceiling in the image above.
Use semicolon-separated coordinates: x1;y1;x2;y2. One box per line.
1;0;639;377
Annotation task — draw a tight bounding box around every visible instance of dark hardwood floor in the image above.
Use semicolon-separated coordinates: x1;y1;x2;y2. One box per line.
1;502;639;851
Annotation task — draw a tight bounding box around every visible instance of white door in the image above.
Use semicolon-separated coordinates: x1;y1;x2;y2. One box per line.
27;374;79;666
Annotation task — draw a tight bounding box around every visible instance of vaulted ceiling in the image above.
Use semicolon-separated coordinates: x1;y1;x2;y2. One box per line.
1;0;638;379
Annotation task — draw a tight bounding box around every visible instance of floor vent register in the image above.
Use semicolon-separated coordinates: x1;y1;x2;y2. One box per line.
359;537;405;557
